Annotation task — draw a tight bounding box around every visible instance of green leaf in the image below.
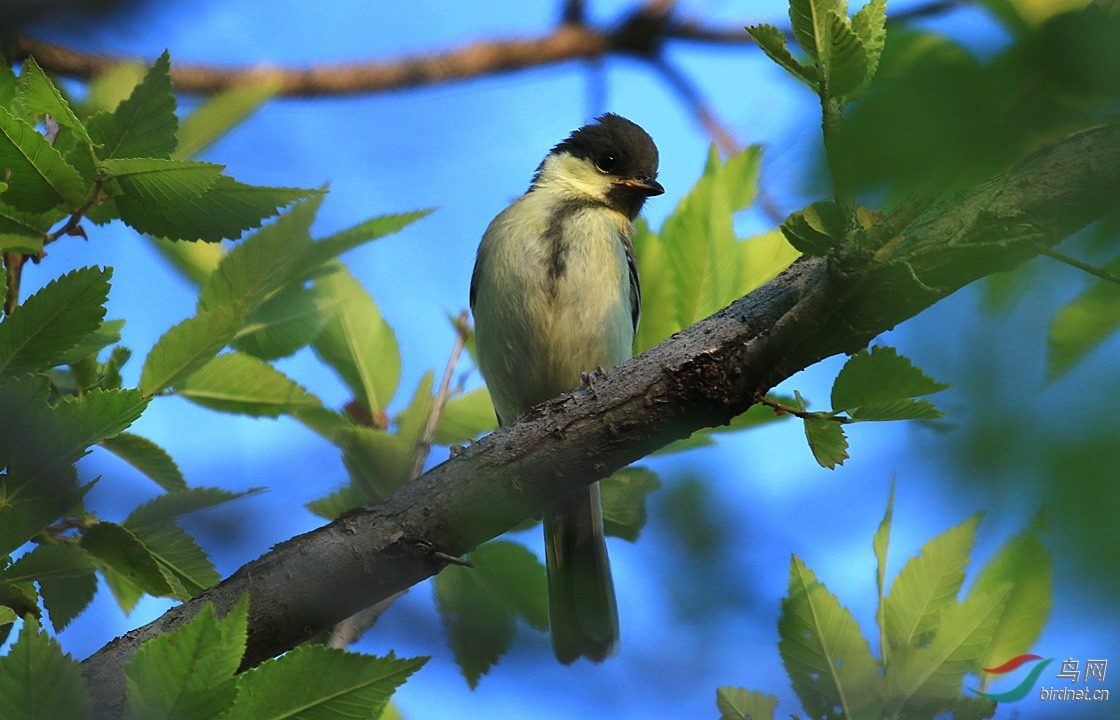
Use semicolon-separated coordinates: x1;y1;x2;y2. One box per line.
873;481;895;651
804;416;849;469
175;78;282;160
81;521;175;598
0;202;52;254
100;432;187;492
125;487;258;529
0;266;111;378
0;105;88;212
825;11;870;99
884;514;981;649
435;541;547;687
600;467;662;542
222;646;425;720
139;177;314;243
778;555;883;720
232;284;328;361
886;587;1009;715
845;398;944;422
393;370;435;449
88;50;177;161
124;596;248;720
0;618;92;720
1046;255;1120;378
176;352;322;417
337;427;415;500
789;0;848;64
312;265;401;415
55;388;149;456
304;483;368;521
18;56;93;145
139;302;248;397
716;686;778;720
126;522;217;599
780;200;847;256
969;524;1051;676
850;0;887;98
101;157;222;199
428;386;497;446
51;318;124;368
299;209;434;279
746;23;820;87
4;544;97;632
831;346;950;415
197;193;321;313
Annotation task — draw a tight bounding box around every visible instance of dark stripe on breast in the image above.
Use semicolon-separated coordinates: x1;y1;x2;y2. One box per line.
544;198;603;294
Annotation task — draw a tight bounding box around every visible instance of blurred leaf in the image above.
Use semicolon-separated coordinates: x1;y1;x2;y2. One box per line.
654;395;794;455
1046;255;1120;378
88;50;177;161
716;686;778;720
746;23;819;87
304;483;368;521
337;427;414;500
312;265;401;415
124;596;247;720
176;351;322;417
139;302;247;397
175;78;282;159
884;514;981;649
429;386;497;446
81;521;175;599
435;541;547;688
222;646;425;720
778;555;883;719
100;432;187;492
232;284;328;361
394;370;434;449
0;201;52;254
885;587;1009;716
969;524;1051;676
600;467;662;542
0;105;88;212
145;236;225;285
0;266;110;379
0;618;92;720
3;544;97;633
733;229;801;297
781;200;847;256
125;487;259;528
831;346;950;416
874;481;895;615
18;56;93;145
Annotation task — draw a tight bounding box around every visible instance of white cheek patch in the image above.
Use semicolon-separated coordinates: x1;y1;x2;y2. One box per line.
536;153;613;202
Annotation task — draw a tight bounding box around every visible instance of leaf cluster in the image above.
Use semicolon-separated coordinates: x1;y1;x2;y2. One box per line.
720;486;1052;719
0;595;425;720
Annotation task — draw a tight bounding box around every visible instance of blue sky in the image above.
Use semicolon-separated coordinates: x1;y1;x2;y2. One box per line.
18;1;1119;718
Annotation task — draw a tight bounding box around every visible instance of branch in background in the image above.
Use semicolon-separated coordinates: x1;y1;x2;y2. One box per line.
80;123;1120;718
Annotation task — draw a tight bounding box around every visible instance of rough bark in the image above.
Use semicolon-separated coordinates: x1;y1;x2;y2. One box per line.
81;123;1120;717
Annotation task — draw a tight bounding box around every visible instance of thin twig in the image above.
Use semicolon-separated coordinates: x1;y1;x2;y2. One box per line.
1037;245;1120;286
409;310;472;480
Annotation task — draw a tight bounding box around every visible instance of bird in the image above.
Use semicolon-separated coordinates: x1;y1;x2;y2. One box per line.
469;114;663;663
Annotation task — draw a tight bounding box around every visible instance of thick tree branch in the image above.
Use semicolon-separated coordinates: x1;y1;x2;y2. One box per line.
77;123;1120;717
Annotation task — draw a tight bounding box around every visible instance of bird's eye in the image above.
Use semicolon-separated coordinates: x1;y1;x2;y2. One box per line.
594;153;617;173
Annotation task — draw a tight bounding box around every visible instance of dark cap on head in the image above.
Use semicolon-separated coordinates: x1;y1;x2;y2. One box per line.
539;113;663;219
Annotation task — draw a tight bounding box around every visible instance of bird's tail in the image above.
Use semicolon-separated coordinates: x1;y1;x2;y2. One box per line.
543;482;619;664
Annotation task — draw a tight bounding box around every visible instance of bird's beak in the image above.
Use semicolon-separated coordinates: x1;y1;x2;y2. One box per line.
614;177;664;196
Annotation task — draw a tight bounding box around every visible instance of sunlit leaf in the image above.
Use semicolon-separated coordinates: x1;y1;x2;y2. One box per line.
175;77;283;159
0;266;111;379
716;686;778;720
176;352;322;417
139;302;247;397
1047;256;1120;378
0;618;92;720
222;646;425;720
884;514;981;649
88;50;177;161
778;555;883;719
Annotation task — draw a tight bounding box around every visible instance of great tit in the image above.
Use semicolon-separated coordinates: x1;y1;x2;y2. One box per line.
470;114;663;663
